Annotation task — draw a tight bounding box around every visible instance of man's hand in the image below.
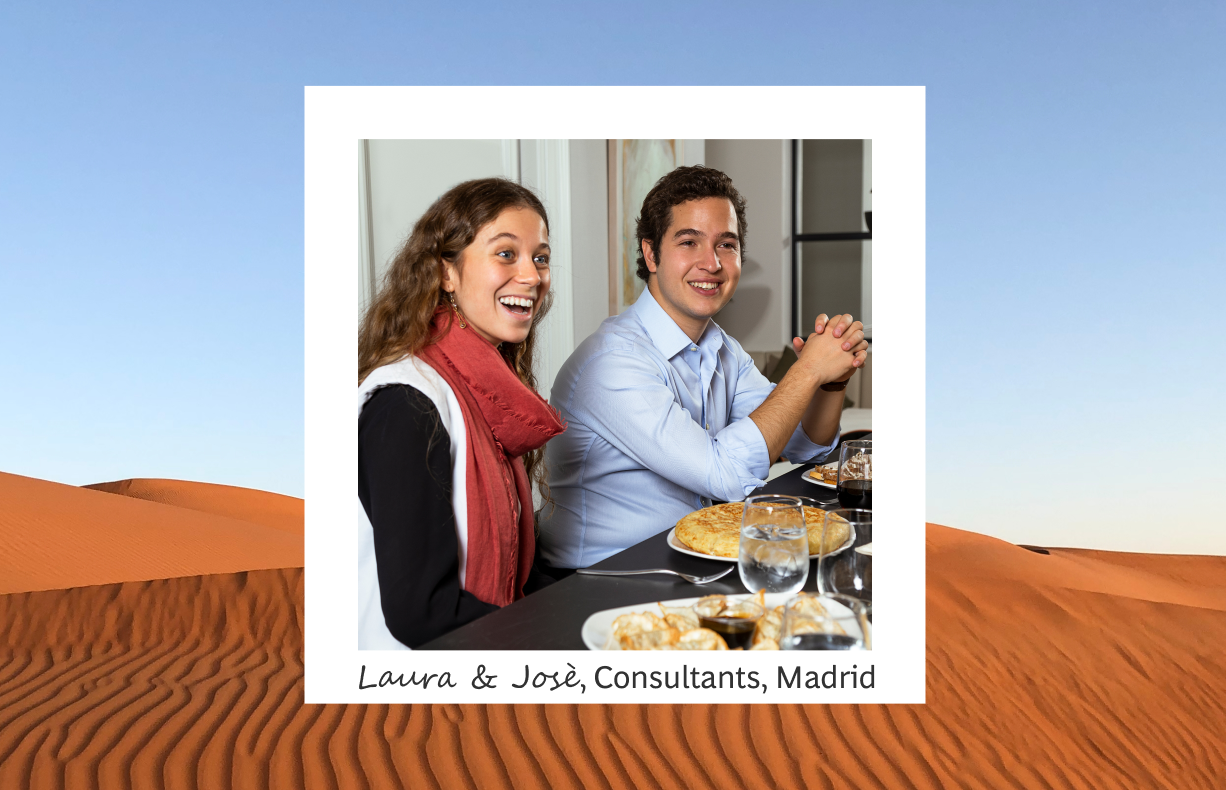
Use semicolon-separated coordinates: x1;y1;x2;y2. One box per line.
790;313;868;386
750;312;868;459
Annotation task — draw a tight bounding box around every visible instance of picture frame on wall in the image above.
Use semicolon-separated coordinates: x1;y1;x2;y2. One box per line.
606;139;688;315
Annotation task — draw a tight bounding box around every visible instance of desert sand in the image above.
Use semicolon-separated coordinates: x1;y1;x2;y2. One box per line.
83;478;304;536
0;472;302;595
2;473;1224;788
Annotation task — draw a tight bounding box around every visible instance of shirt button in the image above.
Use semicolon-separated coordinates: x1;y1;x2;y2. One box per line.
691;346;698;351
705;423;709;430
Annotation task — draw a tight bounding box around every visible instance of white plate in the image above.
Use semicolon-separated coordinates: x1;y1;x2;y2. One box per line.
802;463;838;489
666;522;856;563
581;593;866;650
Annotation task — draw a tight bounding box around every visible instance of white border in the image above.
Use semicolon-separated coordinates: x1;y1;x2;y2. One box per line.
305;86;926;703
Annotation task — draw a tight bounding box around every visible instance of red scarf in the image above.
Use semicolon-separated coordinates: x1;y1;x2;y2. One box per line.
417;309;565;606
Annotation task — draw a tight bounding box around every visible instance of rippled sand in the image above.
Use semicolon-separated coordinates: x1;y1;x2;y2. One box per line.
2;472;1224;788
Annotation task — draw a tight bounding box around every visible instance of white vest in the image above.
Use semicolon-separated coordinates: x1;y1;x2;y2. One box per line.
357;356;468;650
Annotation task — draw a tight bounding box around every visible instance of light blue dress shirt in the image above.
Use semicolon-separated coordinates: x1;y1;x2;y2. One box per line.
539;288;838;568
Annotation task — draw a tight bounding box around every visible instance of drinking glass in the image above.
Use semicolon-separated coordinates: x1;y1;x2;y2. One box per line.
817;508;872;605
836;439;872;509
737;495;809;595
779;592;871;650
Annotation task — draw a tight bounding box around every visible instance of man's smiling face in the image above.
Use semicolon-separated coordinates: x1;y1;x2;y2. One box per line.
642;196;742;342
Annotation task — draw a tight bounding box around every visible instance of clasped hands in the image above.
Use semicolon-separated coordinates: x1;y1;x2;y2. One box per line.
790;313;869;386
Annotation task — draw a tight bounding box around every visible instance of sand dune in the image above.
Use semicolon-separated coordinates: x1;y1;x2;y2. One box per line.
1;476;1224;788
0;472;302;595
83;478;303;536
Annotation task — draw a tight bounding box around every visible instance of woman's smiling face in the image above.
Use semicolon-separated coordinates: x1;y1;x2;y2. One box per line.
442;207;551;347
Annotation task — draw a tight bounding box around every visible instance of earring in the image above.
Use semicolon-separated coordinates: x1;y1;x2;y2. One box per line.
445;290;466;329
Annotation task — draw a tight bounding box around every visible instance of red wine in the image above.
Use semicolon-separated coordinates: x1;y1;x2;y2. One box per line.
782;632;862;650
837;479;872;509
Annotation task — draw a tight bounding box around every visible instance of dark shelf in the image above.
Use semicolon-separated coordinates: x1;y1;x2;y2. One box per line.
796;231;872;242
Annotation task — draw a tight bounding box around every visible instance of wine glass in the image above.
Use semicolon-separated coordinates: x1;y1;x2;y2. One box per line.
836;439;872;509
817;508;872;605
779;592;871;650
737;495;809;595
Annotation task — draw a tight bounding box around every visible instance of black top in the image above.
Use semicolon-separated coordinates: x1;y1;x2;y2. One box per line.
358;384;499;647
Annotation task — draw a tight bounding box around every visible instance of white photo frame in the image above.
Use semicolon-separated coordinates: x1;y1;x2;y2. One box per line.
305;86;926;703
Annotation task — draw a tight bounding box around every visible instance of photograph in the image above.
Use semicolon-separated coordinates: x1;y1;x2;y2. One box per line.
303;86;925;706
355;139;877;652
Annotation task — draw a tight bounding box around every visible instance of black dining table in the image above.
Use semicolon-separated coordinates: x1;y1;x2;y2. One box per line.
418;464;846;650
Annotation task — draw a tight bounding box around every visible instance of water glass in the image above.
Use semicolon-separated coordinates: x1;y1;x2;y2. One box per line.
738;495;809;595
779;592;871;650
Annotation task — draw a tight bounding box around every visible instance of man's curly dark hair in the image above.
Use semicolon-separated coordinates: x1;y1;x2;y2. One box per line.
634;165;748;283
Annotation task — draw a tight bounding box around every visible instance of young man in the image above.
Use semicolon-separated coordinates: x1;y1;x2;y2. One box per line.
539;166;867;571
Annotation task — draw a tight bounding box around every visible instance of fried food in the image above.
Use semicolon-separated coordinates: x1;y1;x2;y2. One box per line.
752;606;784;647
609;596;759;651
810;512;850;556
610;612;665;639
674;503;849;559
692;595;727;618
675;628;728;650
658;602;700;632
721;599;763;619
788;594;831;618
806;464;838;484
603;592;858;651
782;593;847;637
673;503;746;558
605;612;669;650
620;628;681;650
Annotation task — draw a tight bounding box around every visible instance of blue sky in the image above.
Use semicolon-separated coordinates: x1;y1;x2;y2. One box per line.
2;2;1223;549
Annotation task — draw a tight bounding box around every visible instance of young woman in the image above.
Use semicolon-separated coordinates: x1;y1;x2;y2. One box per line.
357;178;565;649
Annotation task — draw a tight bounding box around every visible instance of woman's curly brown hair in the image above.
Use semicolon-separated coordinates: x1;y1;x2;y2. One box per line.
358;177;554;502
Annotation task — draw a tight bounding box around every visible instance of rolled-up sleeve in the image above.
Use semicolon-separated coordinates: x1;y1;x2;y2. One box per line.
728;350;840;465
782;422;839;464
563;347;771;502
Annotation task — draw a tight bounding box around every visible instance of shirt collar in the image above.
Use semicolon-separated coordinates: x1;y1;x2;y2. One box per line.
698;317;726;357
632;286;700;359
631;286;726;359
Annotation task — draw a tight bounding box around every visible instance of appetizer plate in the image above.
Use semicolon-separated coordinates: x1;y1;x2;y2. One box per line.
582;593;869;650
582;593;794;651
666;523;856;563
802;462;838;489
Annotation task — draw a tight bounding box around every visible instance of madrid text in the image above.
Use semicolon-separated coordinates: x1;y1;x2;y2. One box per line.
778;664;875;689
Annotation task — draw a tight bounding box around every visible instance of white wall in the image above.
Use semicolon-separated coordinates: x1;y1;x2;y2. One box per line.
362;140;514;297
681;139;705;167
359;139;609;400
518;141;573;401
705;139;792;354
567;140;610;345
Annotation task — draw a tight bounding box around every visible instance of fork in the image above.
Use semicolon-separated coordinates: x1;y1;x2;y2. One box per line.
576;567;734;584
